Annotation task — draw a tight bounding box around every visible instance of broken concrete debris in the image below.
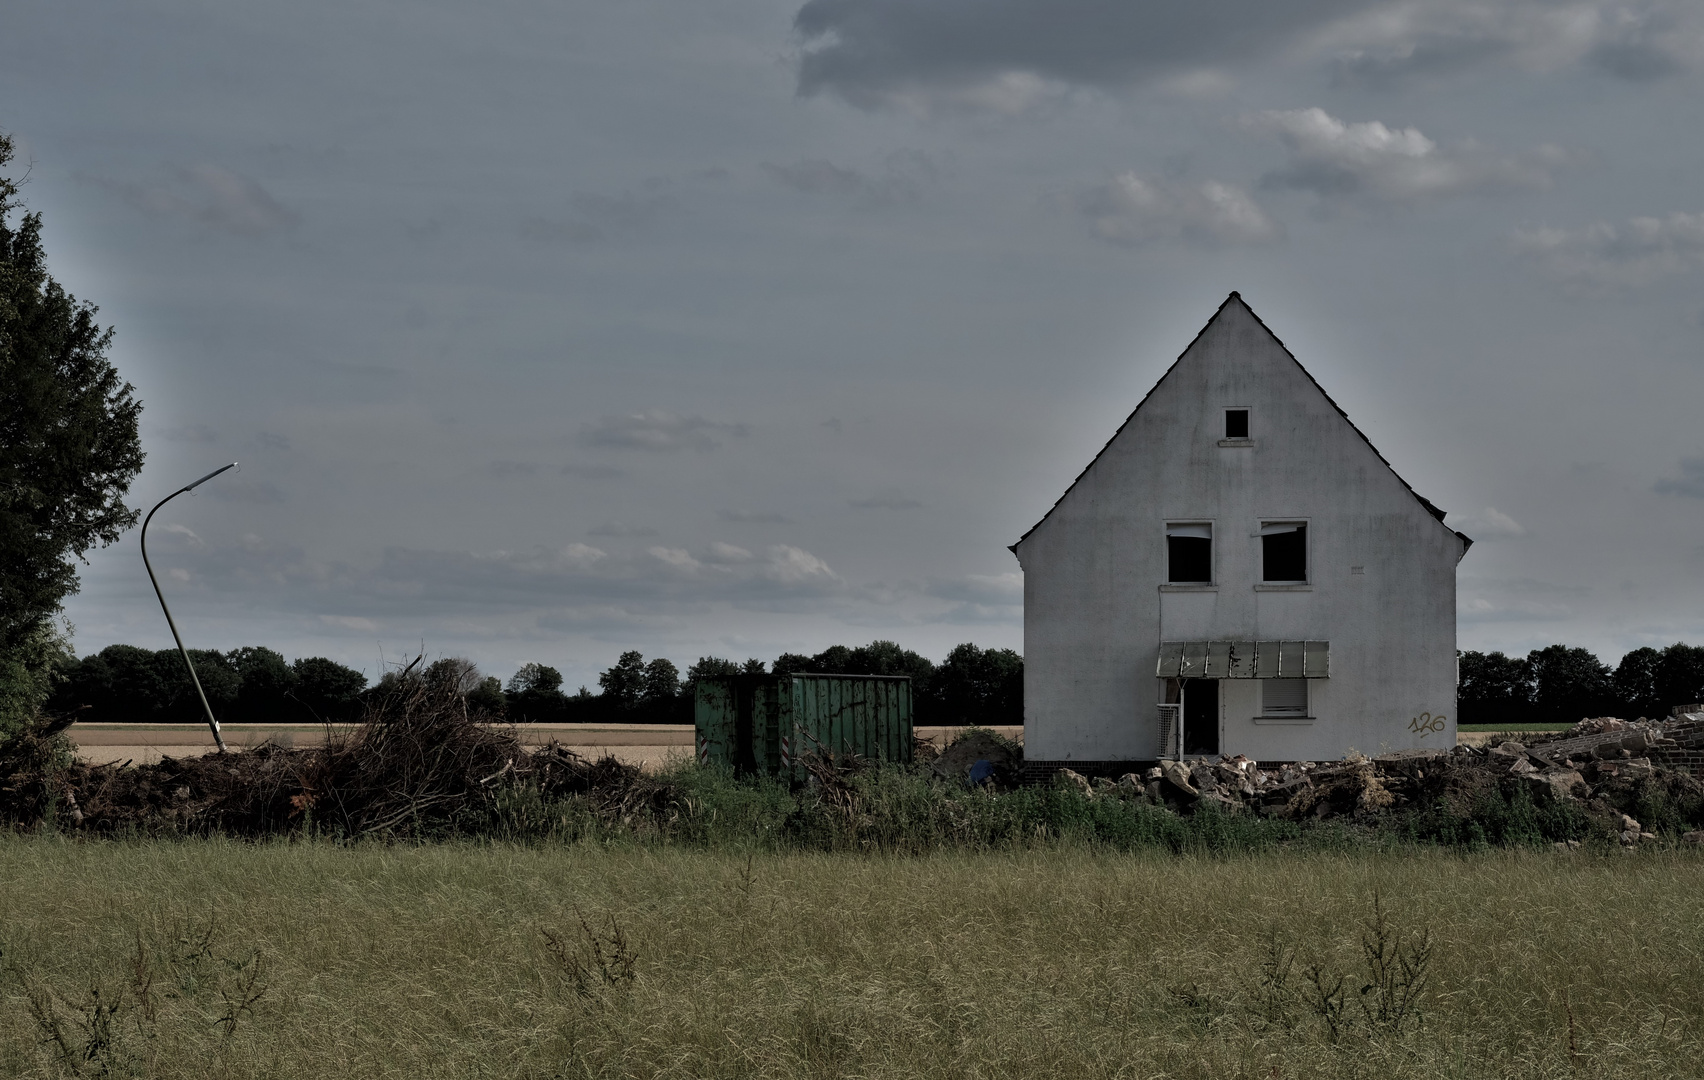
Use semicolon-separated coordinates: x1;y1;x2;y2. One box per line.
1043;714;1704;843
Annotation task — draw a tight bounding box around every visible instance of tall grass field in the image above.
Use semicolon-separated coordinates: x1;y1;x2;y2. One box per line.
3;838;1702;1078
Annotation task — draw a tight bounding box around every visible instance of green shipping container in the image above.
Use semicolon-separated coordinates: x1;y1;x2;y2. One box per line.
695;674;912;779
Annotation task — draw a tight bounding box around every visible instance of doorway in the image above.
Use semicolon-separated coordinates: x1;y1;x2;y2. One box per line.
1182;678;1220;756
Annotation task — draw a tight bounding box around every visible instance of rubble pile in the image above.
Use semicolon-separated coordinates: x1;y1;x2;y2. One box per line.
1053;714;1704;845
1;664;677;838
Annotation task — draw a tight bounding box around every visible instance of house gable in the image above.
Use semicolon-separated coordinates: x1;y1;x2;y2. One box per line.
1011;293;1471;560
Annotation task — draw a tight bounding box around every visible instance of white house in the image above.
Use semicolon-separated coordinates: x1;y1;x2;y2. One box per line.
1011;294;1472;768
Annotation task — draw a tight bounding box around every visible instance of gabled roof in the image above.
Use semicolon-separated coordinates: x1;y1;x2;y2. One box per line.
1010;292;1473;554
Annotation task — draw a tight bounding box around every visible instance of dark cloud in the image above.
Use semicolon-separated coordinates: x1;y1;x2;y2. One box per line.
578;411;750;452
792;0;1371;110
1655;457;1704;499
1323;1;1702;88
795;1;1704;110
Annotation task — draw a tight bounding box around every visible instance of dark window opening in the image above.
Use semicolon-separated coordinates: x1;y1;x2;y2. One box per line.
1182;678;1219;755
1262;523;1307;582
1225;409;1249;439
1167;524;1212;583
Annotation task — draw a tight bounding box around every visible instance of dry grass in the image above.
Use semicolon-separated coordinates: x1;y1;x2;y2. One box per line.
3;838;1703;1078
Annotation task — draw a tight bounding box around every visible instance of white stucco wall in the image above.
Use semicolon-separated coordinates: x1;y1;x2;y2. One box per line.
1013;296;1468;764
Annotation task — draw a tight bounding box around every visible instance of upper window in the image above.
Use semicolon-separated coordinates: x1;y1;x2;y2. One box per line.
1167;523;1212;583
1261;522;1307;582
1224;408;1250;439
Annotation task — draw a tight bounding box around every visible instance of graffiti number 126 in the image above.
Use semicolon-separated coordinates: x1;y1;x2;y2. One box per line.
1408;712;1446;735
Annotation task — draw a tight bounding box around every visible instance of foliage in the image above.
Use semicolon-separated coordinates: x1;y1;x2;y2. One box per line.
0;131;144;682
1459;641;1704;725
0;620;74;740
0;131;143;660
50;645;368;724
931;642;1023;726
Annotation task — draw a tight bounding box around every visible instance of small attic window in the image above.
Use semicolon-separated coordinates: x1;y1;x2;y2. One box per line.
1225;409;1250;439
1167;523;1213;583
1261;522;1307;582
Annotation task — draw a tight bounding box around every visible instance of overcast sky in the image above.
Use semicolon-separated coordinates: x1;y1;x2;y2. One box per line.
6;0;1703;688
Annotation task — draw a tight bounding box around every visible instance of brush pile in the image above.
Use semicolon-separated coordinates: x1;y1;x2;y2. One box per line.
1061;714;1704;844
0;657;677;838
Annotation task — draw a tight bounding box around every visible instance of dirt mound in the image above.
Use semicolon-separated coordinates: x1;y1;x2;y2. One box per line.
932;728;1020;786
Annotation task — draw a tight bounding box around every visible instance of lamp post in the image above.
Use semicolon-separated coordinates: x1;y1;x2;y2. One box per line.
140;463;239;753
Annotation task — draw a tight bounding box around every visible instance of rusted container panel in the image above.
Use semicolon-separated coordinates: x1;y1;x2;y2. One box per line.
696;673;912;778
778;674;912;782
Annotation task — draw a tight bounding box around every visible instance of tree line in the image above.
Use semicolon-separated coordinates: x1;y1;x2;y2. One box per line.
48;639;1024;727
1458;642;1704;726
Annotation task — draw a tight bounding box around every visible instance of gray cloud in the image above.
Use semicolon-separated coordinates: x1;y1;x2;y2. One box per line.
1249;108;1566;206
1322;1;1703;87
560;463;626;479
520;186;673;244
763;150;938;207
719;509;792;523
1073;173;1279;247
208;481;286;504
578;411;750;452
1512;212;1704;288
792;1;1704;113
792;0;1370;111
1447;507;1526;538
1458;573;1584;623
849;491;924;509
1655;457;1704;499
254;432;291;451
157;424;219;444
368;541;844;609
588;521;658;537
924;572;1023;605
92;163;298;235
486;460;540;478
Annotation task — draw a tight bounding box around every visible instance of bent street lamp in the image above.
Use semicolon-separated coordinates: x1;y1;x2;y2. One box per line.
140;463;239;753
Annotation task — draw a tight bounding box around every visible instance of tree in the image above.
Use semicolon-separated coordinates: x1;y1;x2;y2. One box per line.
229;645;299;724
507;663;563;696
291;656;367;722
932;643;1023;726
1527;645;1613;725
1456;651;1533;726
0;131;145;662
506;662;565;722
1613;647;1663;719
598;650;647;709
1654;644;1704;714
685;657;739;684
642;658;681;703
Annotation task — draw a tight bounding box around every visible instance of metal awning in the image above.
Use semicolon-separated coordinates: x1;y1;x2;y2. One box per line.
1156;640;1328;679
